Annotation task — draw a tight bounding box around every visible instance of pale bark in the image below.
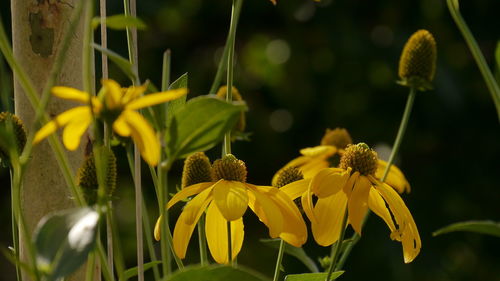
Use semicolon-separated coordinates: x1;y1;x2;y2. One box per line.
11;0;86;280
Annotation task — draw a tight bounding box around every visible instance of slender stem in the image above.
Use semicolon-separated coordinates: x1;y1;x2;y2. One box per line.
198;215;209;266
335;88;417;271
134;147;144;281
227;221;232;265
325;210;348;281
162;50;171;91
208;0;244;96
272;239;285;281
85;252;96;281
82;0;94;95
106;202;114;280
447;0;500;122
100;0;109;80
141;195;161;280
157;160;172;276
10;170;21;281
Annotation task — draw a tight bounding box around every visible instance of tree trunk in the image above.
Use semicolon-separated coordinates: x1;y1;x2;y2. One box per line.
11;0;87;280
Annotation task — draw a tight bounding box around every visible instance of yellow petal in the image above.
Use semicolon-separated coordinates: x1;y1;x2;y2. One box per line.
182;187;213;225
300;158;330;179
212;180;249;221
153;215;163;241
311;168;349;198
167;182;215;208
367;188;396;233
247;186;283;238
205;202;244;264
33;106;90;145
112;114;131;137
248;184;307;247
299;145;336;157
62;114;92;150
377;160;411;193
121;110;160;166
279;178;310;200
347;175;371;234
102;79;123;109
311;192;348;246
371;176;421;263
52;86;91;103
122;84;147;104
126;89;188;110
172;197;212;259
301;186;315;224
272;156;312;185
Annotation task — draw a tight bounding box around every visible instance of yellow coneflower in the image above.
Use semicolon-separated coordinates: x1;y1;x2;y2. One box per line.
298;143;421;263
33;80;187;166
155;154;307;264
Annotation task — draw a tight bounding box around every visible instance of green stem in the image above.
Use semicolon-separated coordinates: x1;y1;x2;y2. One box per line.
227;221;232;265
208;0;243;96
85;252;96;281
272;239;285;281
141;195;161;281
325;210;348;281
447;0;500;122
10;170;21;281
198;215;209;266
335;88;417;271
83;0;94;94
106;202;115;280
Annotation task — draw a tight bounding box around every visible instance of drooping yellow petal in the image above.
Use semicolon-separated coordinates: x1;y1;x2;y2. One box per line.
300;158;330;178
248;184;307;247
167;182;215;209
52;86;91;104
247;186;283;238
311;168;349;198
126;89;188;110
62;114;92;150
311;191;348;246
121;110;160;166
279;178;310;200
33;106;90;145
122;84;147;104
172;197;212;259
367;188;396;233
102;79;123;109
205;202;244;264
371;176;421;263
342;171;359;197
182;187;213;225
212;180;249;221
377;160;411;193
347;175;371;234
112;114;131;137
301;187;315;224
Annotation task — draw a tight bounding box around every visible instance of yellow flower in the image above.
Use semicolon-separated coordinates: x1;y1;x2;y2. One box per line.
283;143;421;263
33;79;187;166
274;128;411;194
154;154;307;264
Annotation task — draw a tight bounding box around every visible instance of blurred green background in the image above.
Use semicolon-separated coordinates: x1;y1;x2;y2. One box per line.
1;0;499;280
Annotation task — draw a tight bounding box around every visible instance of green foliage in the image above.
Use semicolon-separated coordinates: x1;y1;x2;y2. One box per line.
167;73;189;124
34;207;99;281
433;220;500;238
92;15;147;30
120;261;162;281
261;239;319;273
165;265;270;281
92;43;138;82
165;95;247;160
284;272;344;281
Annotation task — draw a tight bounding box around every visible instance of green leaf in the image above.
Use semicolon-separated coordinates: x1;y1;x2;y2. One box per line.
260;239;319;273
92;43;138;82
165;96;247;160
34;207;99;281
92;15;147;30
120;261;162;281
433;220;500;238
165;265;270;281
495;41;500;70
285;272;344;281
166;73;188;124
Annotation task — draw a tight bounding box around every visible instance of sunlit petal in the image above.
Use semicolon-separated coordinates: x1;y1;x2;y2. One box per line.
377;160;411;193
62;114;92;150
52;86;91;104
172;197;212;259
33;106;90;144
102;79;123;109
121;110;160;166
247;186;283;238
205;202;244;264
311;192;348;246
212;180;249;221
347;175;371;234
112;115;131;137
122;84;147;104
279;178;310;200
300;145;336;157
311;168;349;198
367;188;396;233
182;187;213;225
167;182;215;209
301;187;315;224
126;89;188;110
300;158;329;178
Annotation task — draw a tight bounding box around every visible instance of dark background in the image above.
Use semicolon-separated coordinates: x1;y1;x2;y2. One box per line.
1;0;499;280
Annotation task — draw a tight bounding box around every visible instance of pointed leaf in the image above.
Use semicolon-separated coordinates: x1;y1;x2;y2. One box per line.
34;207;99;281
166;73;188;124
433;220;500;238
92;43;138;82
165;265;270;281
285;272;344;281
261;239;319;273
166;96;247;160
